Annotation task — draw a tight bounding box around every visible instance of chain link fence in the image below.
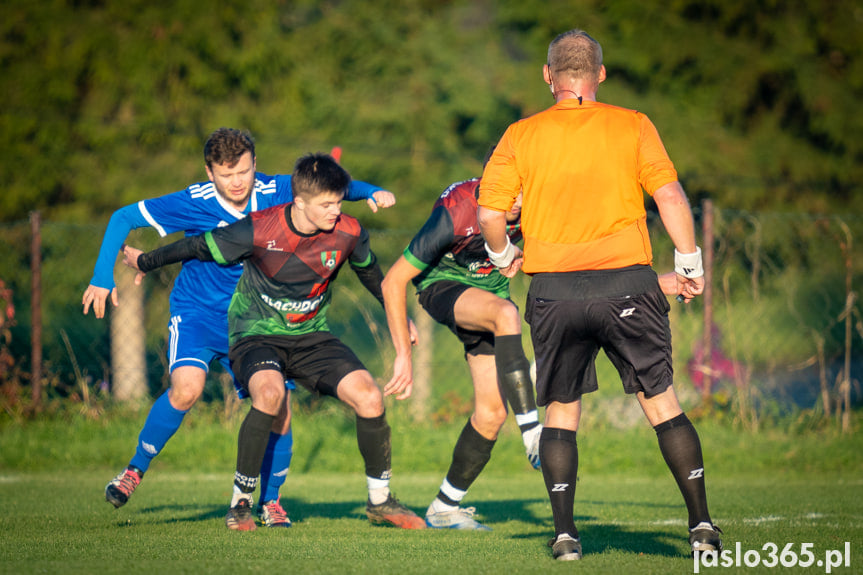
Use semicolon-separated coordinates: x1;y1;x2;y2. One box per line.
1;203;861;427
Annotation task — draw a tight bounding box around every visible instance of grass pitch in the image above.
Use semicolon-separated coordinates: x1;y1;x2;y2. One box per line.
1;470;860;574
2;406;862;574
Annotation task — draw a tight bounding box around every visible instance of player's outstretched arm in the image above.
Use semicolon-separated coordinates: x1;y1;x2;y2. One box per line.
84;204;151;318
365;190;396;213
134;234;216;274
120;245;147;286
381;256;422;399
82;284;117;319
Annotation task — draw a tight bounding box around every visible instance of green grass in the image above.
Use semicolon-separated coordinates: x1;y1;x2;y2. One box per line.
1;406;862;574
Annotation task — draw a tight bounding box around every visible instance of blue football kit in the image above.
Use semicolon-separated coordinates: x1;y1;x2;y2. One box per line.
91;173;380;376
92;172;380;504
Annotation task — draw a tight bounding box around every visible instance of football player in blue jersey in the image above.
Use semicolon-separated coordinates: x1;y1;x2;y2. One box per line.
82;128;395;528
123;152;425;531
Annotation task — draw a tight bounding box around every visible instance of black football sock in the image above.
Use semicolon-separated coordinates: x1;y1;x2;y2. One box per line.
494;334;539;432
356;412;392;480
540;427;579;538
234;407;276;494
654;413;711;528
437;419;496;506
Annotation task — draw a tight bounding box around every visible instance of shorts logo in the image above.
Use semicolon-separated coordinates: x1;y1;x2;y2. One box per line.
688;468;704;480
552;483;569;492
321;250;340;269
619;307;635;318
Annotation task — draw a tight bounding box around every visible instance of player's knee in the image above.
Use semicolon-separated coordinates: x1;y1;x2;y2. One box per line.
252;381;286;413
341;373;383;417
168;384;203;410
493;300;522;334
475;403;508;431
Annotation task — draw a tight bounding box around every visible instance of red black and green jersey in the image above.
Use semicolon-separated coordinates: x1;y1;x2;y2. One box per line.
404;178;521;299
203;204;377;342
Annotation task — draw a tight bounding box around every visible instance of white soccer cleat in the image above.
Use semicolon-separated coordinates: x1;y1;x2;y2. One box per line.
425;504;492;531
522;424;542;470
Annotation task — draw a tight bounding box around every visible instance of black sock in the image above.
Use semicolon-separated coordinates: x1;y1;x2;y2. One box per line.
437;419;496;506
356;412;391;479
494;334;539;432
234;407;276;494
654;413;711;528
539;427;579;538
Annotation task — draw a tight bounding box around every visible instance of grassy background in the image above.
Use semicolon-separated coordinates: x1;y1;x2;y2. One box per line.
1;403;861;573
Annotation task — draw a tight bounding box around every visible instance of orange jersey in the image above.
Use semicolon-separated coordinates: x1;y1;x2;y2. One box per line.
478;99;678;273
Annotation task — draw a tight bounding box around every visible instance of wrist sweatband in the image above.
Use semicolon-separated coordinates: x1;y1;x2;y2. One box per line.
485;237;516;268
674;247;704;278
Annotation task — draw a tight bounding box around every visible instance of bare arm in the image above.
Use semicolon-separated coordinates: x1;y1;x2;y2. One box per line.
653;182;704;300
477;206;509;253
380;256;422;399
477;205;523;274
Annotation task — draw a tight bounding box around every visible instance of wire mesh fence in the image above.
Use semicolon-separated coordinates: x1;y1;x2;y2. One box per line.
1;203;861;428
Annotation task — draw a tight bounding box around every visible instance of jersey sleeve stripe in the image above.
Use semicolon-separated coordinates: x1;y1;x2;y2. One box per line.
204;231;230;265
352;251;373;268
403;247;429;271
138;201;168;237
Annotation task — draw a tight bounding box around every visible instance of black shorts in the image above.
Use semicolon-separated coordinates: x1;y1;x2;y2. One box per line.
417;280;495;356
525;267;672;405
229;332;367;398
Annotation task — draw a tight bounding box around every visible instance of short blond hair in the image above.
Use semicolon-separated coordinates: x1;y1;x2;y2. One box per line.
547;29;603;83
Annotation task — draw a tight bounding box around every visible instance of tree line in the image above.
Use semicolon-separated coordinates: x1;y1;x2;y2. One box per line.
2;0;860;230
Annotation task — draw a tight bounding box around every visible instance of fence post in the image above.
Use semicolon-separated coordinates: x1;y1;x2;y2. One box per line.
411;307;433;421
110;265;147;403
29;211;42;412
701;200;714;404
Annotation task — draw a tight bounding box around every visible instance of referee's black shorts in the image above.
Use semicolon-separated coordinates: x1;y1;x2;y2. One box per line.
525;265;672;405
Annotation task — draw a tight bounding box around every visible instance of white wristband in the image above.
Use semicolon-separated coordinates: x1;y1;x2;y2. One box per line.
485;237;516;268
674;247;704;279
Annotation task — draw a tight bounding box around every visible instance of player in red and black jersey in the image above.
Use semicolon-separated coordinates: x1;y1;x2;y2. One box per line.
381;175;542;531
126;153;425;531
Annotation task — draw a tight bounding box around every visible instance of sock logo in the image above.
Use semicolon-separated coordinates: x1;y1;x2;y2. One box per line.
273;467;289;478
234;471;258;490
688;468;704;480
142;441;158;455
619;307;635;318
552;483;569;492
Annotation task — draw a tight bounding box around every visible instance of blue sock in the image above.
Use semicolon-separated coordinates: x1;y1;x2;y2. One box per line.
129;391;188;473
259;430;294;504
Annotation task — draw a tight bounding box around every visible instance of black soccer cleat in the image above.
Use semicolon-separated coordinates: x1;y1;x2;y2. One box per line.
549;533;582;561
690;522;723;555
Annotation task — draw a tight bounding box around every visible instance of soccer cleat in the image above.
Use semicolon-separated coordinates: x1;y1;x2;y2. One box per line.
225;497;257;531
105;466;143;508
425;505;492;531
522;425;542;470
365;494;426;529
258;497;292;528
690;522;723;554
549;533;582;561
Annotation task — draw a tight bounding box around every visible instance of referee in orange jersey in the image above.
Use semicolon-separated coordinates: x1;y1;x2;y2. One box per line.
478;29;721;561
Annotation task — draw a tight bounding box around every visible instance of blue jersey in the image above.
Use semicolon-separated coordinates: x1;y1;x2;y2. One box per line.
89;172;381;321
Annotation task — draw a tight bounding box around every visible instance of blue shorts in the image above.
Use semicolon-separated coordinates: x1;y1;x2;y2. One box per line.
167;312;295;398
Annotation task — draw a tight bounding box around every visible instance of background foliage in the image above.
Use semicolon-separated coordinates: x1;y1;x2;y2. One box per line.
2;0;861;226
1;0;861;424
